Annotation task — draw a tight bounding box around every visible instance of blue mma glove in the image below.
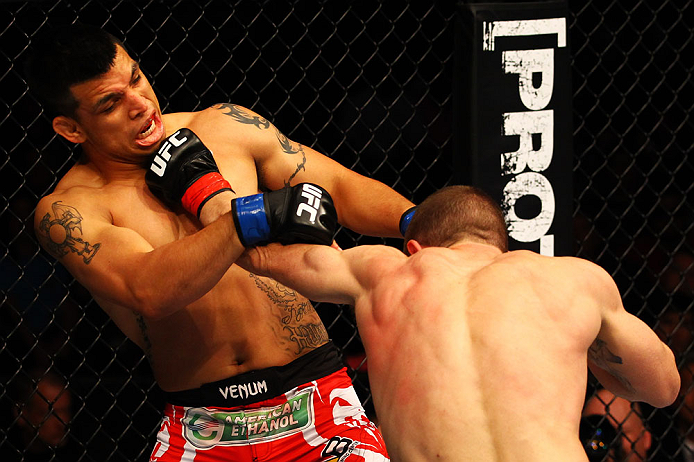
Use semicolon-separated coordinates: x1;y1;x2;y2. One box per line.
399;206;417;236
232;183;337;247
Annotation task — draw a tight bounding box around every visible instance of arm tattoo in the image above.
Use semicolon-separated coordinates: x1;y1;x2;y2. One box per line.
275;129;307;186
37;201;101;264
588;338;635;393
213;103;308;185
249;273;328;354
136;314;154;367
588;338;623;365
215;103;270;129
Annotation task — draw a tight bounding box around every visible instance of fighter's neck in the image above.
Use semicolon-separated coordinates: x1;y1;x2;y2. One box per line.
447;241;503;256
79;149;150;184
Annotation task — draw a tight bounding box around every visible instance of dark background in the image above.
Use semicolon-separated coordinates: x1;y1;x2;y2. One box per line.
1;0;692;460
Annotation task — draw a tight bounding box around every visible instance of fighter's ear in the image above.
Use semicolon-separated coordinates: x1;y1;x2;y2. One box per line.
53;116;86;144
406;239;424;256
642;430;652;453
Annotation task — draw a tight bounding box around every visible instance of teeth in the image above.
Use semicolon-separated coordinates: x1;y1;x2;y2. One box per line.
140;119;155;138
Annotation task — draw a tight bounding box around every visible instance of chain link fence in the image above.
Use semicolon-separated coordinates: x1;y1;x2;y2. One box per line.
0;0;692;460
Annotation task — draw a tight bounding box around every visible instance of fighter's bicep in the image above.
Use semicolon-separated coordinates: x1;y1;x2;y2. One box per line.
35;198;106;264
255;130;348;194
35;197;153;303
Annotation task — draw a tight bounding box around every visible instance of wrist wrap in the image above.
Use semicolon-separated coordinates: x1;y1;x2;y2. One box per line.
231;194;271;247
180;172;233;218
399;206;417;236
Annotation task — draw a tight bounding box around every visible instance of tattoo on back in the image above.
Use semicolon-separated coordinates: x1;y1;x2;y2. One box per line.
37;201;101;264
249;273;328;354
588;338;635;393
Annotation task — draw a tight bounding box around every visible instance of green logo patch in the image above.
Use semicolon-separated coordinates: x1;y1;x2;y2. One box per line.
182;389;313;448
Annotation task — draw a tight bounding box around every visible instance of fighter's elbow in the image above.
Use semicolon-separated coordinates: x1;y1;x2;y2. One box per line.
130;295;162;321
665;375;682;407
652;369;681;408
659;346;681;407
643;381;678;408
137;303;168;322
129;286;179;321
645;349;681;408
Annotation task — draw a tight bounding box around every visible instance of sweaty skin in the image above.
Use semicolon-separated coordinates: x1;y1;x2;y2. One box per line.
34;45;413;392
238;242;680;462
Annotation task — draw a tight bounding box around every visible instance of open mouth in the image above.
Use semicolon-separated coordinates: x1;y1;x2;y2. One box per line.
135;113;164;148
138;117;156;139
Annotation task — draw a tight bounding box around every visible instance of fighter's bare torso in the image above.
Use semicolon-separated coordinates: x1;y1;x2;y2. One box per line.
355;246;600;461
43;107;329;391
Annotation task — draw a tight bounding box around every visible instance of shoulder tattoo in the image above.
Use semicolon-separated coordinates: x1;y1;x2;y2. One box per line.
37;201;101;264
275;129;307;186
588;338;635;393
214;103;308;185
214;103;271;129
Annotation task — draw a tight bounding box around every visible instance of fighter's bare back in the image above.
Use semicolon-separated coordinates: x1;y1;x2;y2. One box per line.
354;246;612;461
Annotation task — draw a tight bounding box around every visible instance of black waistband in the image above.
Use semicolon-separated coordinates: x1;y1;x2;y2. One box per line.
162;342;343;408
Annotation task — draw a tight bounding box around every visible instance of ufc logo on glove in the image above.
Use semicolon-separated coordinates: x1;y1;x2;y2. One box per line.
149;130;188;177
297;183;325;224
144;128;233;218
231;182;337;247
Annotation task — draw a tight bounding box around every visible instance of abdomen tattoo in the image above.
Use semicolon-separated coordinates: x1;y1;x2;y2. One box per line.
249;273;328;355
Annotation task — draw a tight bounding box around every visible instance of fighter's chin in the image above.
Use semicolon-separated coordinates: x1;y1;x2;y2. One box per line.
135;115;165;149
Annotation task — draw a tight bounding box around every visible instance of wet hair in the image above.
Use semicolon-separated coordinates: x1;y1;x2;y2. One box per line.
404;185;509;252
24;24;125;119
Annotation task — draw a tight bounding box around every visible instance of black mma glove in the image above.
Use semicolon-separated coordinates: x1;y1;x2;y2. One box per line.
399;206;417;236
145;128;233;218
231;183;337;247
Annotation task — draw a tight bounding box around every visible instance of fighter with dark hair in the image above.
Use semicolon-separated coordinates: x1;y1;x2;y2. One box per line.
27;24;414;461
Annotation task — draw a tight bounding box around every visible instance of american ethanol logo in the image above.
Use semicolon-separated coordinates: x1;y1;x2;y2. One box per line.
182;389;314;448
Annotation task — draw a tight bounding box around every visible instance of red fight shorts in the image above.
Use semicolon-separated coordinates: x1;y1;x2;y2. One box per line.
150;342;388;461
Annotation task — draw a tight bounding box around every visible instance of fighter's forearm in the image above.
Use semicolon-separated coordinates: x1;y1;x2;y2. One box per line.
333;176;413;238
123;213;243;319
239;244;318;289
198;191;235;226
631;341;680;407
239;243;356;305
